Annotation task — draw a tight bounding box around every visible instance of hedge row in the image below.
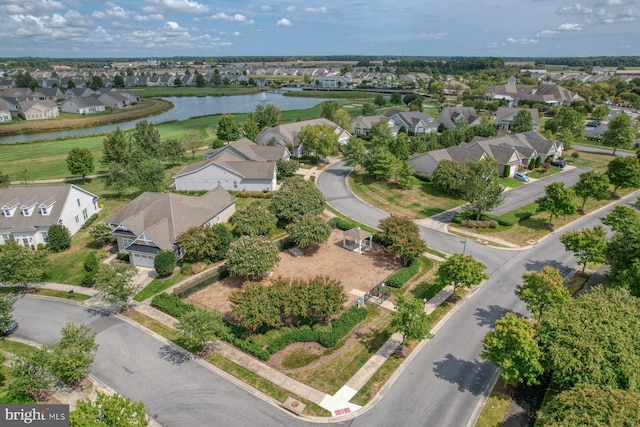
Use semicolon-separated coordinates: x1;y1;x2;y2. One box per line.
80;213;99;230
150;293;270;360
151;293;196;318
172;267;229;299
461;219;498;229
386;258;420;288
453;204;538;227
268;305;368;353
235;191;273;199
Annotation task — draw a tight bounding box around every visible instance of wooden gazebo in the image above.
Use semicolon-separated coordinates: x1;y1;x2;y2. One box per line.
342;227;373;254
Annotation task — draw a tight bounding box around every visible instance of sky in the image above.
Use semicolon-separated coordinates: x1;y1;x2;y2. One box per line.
0;0;638;59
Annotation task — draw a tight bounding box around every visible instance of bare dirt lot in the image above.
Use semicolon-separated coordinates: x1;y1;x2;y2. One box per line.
186;229;400;316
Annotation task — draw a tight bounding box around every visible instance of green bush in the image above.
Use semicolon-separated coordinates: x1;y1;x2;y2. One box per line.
503;164;511;178
84;252;98;272
47;224;71;252
571;152;580;159
116;253;130;262
154;250;177;277
328;217;359;231
386;258;420;288
80;213;98;230
268;326;318;353
150;293;196;318
172;267;229;298
81;272;95;288
235;191;273;199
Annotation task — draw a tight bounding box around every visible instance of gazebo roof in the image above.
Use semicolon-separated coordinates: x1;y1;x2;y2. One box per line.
344;227;373;241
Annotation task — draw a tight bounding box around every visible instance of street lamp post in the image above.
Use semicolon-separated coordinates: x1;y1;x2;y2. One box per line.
460;239;467;256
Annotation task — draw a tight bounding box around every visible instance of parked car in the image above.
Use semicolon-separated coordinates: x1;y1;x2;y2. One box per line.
514;172;530;182
550;160;566;168
586;120;601;127
1;320;18;336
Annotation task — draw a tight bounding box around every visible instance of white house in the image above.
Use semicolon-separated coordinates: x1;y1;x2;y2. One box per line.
105;187;236;268
0;185;100;249
352;115;399;137
60;97;106;114
387;111;439;134
173;138;288;192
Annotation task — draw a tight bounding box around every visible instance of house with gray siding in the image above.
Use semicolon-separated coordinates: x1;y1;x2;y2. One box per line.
105;187;236;268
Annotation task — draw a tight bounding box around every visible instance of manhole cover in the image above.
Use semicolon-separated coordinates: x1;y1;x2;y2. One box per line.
291;401;299;408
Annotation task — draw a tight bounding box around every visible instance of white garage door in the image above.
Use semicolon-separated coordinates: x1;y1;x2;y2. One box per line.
132;253;155;268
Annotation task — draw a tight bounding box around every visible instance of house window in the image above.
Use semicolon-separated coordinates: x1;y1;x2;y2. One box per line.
42;232;49;244
82;208;88;220
77;198;81;207
1;234;12;243
2;208;10;217
233;181;238;189
75;215;80;223
21;208;29;216
123;238;133;248
40;207;49;215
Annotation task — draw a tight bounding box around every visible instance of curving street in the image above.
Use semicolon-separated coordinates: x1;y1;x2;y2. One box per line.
11;160;639;427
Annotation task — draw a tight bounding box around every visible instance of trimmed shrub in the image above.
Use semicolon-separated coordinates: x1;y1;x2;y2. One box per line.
386;258;420;288
542;162;552;169
154;250;177;277
535;156;542;168
81;272;95;288
47;224;71;252
84;252;98;273
503;164;511;178
80;213;98;230
179;263;192;275
151;293;196;318
235;191;273;199
571;152;580;159
116;253;130;262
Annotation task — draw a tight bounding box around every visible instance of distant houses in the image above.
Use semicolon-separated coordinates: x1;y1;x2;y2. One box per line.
484;83;584;107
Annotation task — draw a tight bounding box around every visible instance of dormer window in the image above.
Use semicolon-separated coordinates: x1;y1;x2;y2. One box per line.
2;208;10;217
40;206;49;216
21;208;29;216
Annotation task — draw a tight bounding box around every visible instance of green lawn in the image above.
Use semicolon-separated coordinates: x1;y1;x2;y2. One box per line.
475;391;511;427
130;86;259;98
134;272;185;302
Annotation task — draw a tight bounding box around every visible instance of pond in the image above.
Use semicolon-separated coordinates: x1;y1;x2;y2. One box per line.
0;92;328;144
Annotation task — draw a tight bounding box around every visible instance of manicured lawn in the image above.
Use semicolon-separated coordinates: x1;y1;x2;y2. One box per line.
499;177;524;188
527;166;562;179
33;289;92;301
349;170;464;219
281;348;322;370
285;90;377;99
134;272;185;302
0;339;38;357
350;354;403;406
290;308;392;395
475;391;511;427
130;86;259;97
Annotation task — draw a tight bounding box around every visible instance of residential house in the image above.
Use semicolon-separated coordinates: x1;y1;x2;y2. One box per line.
0;185;100;249
314;75;351;88
438;107;481;130
255;118;351;158
32;88;65;102
0;101;11;122
387;111;439;134
18;100;59;120
484;83;584;107
352;115;399;137
0;79;15;89
63;87;96;99
443;77;470;96
0;88;32;99
172;138;289;192
97;92;130;109
105;187;236;268
410;132;562;177
495;108;540;131
60;97;106;114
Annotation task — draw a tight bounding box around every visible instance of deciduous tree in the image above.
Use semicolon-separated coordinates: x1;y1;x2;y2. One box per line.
269;177;325;223
397;161;416;189
515;266;570;320
536;182;577;226
49;323;98;385
0;240;51;289
176;224;233;263
602;113;637;155
365;147;396;180
0;294;17;337
511;109;534;133
560;226;608;274
216;114;241;143
601;204;640;232
230;204;277;237
102;128;131;166
254;104;281;128
70;392;147;427
242;113;261;141
379;215;427;266
481;312;543;386
90;223;115;246
285;214;331;249
226;235;279;280
276;159;299;178
298;124;339;160
573;171;610;211
132;120;162;159
431;160;466;194
66;147;94;183
8;349;54;401
606;156;640;196
181;131;202;159
392;296;430;346
175;308;228;351
536;287;640;391
342;136;367;168
331;108;353;132
93;264;139;310
460;158;505;220
435;254;488;294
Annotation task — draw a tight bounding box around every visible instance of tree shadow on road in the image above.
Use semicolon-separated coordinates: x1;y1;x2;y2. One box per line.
158;343;192;365
432;353;494;395
523;259;573;277
474;304;511;327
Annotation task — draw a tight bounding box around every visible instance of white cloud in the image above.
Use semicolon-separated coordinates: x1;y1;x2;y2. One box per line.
506;37;517;43
134;13;164;21
142;0;209;14
558;22;583;30
211;12;254;24
557;3;593;14
233;31;241;36
536;29;560;36
507;37;538;44
618;6;640;21
305;7;327;14
260;5;271;11
92;2;129;20
0;0;65;15
285;6;296;12
415;32;447;40
276;18;292;26
164;21;180;29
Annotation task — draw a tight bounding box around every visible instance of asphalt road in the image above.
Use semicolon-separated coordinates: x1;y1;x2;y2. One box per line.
10;162;639;427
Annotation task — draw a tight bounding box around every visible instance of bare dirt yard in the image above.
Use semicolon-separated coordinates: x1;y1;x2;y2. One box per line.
186;229;400;316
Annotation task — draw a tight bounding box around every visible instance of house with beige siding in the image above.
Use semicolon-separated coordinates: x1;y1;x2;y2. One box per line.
18;100;59;120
